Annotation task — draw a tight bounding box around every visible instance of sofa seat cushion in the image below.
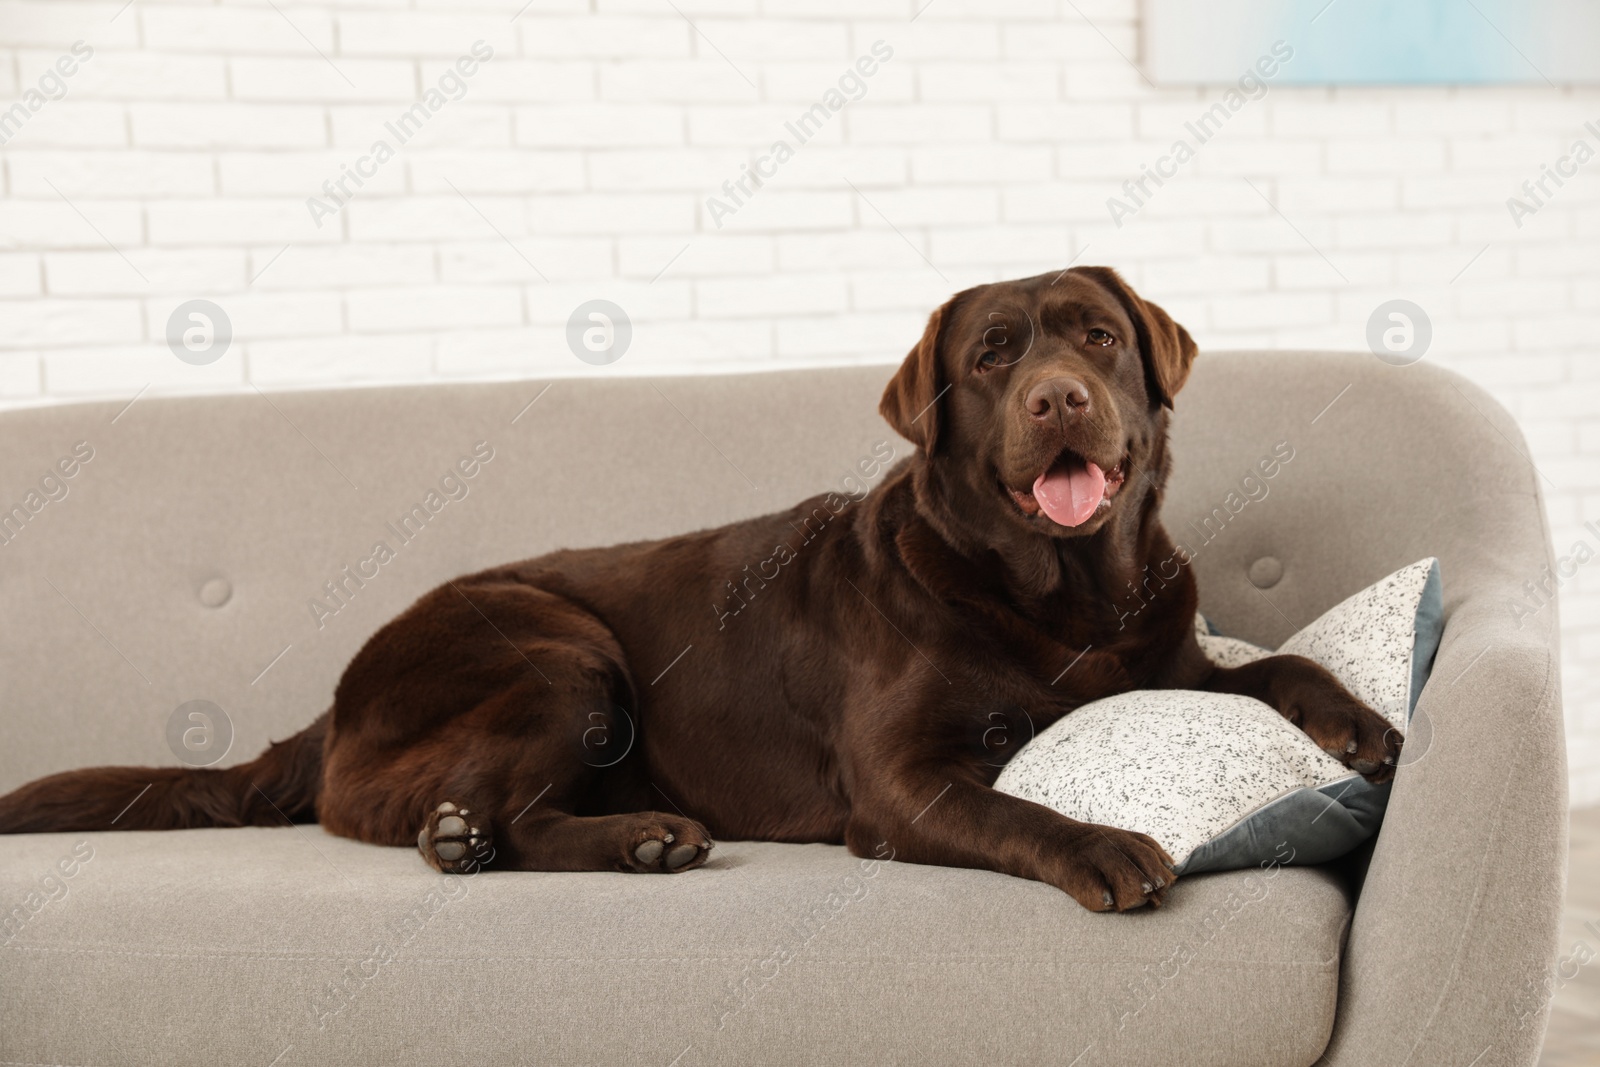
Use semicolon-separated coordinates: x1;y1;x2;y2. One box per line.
1;827;1349;1067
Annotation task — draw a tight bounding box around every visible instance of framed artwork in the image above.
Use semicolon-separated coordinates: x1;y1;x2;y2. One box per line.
1143;0;1600;84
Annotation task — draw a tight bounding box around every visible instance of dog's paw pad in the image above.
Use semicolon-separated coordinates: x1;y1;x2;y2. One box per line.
418;801;492;874
665;843;701;870
628;818;713;873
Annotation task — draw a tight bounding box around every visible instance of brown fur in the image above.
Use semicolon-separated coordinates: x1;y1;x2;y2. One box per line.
0;267;1401;912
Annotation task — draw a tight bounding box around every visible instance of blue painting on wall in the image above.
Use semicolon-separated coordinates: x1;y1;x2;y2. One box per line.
1143;0;1600;84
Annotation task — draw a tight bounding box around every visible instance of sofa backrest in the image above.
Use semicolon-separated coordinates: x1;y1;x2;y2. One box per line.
0;352;1547;792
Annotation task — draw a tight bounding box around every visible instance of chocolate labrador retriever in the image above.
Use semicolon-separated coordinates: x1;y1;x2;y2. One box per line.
0;267;1400;912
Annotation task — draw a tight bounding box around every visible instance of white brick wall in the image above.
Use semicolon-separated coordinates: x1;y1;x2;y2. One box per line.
2;0;1597;803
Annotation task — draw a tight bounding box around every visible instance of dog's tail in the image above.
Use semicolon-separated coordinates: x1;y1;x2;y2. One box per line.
0;711;329;834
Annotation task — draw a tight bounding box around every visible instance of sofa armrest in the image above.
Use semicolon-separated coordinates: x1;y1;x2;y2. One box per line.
1319;594;1567;1066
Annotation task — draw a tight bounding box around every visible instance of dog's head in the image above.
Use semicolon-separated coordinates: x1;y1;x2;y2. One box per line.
880;267;1196;539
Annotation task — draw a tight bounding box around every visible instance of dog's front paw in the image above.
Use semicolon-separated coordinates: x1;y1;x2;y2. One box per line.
1053;825;1176;912
1288;687;1402;784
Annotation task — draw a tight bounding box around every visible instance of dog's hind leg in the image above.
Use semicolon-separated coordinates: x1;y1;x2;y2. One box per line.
491;808;714;874
411;785;716;874
317;574;715;875
401;684;712;874
410;704;715;875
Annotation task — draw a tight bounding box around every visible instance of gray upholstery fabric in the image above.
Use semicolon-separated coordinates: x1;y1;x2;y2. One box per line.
2;828;1345;1067
0;352;1565;1066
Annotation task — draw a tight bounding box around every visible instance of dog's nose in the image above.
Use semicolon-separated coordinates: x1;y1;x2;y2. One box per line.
1025;377;1090;421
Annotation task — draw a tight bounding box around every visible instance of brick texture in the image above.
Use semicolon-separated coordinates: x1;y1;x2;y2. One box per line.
1;0;1597;802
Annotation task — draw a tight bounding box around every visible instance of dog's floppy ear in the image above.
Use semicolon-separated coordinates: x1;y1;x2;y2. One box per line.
1074;266;1197;409
879;301;949;454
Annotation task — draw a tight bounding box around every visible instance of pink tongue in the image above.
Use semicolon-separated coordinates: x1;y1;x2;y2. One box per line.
1033;459;1106;527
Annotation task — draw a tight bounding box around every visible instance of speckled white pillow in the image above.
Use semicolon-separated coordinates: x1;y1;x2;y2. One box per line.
995;559;1442;874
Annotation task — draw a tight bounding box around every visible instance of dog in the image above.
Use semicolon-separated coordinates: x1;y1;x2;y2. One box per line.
0;267;1401;912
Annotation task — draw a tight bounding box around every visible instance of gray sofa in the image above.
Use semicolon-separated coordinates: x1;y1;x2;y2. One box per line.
0;351;1566;1066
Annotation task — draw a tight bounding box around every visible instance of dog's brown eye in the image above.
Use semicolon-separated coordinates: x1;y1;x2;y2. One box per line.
976;350;1002;373
1087;329;1115;346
